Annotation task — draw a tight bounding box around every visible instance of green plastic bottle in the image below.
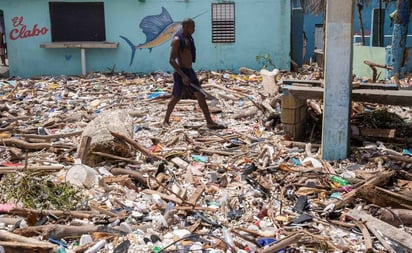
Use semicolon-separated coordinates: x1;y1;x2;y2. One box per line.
331;175;349;186
153;245;162;253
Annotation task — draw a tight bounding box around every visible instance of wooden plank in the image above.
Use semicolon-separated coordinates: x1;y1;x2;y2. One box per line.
348;209;412;251
77;135;92;164
187;185;206;206
282;79;322;86
142;189;183;204
282;85;412;106
359;128;396;138
357;83;398;90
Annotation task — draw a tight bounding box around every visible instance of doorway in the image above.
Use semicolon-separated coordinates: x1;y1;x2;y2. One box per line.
0;10;9;78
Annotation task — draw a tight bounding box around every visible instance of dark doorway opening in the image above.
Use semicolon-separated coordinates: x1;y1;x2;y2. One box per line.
0;10;9;78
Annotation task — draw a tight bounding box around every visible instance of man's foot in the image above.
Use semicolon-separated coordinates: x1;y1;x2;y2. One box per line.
162;121;171;127
207;123;227;130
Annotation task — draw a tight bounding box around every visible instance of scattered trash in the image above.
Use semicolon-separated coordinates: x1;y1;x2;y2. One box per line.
0;66;411;252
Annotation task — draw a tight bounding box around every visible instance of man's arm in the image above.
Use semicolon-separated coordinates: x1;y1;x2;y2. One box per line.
169;37;190;86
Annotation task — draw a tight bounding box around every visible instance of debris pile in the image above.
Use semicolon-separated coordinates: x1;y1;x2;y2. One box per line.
0;66;411;253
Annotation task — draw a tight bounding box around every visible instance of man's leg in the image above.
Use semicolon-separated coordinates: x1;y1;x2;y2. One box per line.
194;92;215;125
163;96;180;125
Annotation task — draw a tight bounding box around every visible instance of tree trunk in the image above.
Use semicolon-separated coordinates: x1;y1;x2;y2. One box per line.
78;109;134;166
389;0;411;78
357;3;365;45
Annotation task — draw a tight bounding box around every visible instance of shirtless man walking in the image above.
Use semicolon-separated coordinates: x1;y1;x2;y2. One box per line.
163;18;225;129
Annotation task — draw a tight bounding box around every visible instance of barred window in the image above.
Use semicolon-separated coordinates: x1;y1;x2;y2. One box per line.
211;2;235;43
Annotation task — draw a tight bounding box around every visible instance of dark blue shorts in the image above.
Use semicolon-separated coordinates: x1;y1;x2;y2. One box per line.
172;68;201;97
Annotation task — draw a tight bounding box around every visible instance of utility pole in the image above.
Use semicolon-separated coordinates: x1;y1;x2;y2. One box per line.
321;0;354;160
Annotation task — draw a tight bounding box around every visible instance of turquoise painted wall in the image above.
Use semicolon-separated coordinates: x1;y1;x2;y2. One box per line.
353;45;386;80
0;0;291;78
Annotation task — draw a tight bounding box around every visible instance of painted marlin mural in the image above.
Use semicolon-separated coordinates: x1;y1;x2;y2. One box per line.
120;7;182;66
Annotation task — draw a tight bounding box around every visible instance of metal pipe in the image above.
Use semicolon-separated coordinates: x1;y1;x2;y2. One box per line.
81;48;86;75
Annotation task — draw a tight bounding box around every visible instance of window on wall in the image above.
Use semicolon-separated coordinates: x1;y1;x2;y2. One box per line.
49;2;106;42
211;2;235;43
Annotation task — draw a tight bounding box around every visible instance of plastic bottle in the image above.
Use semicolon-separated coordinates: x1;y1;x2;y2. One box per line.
152;245;162;253
79;234;93;246
56;246;66;253
330;175;349;186
222;227;235;249
191;154;208;163
85;239;106;253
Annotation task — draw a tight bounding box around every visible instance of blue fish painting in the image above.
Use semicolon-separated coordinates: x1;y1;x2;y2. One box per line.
120;7;182;66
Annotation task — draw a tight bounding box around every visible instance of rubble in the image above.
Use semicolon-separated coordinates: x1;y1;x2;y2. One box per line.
0;64;411;253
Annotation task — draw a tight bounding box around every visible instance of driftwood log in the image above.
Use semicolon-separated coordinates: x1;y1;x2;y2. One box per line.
0;230;57;253
378;208;412;227
359;186;412;209
0;241;55;253
0;165;64;174
78;109;134;166
8;207;108;220
0;138;76;150
13;224;103;240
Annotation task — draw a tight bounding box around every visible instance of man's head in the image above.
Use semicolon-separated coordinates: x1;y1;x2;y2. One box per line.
182;18;195;35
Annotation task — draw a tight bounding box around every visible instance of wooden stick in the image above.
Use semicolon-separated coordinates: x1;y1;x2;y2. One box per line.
235;226;263;237
387;155;412;163
110;131;166;161
92;151;141;164
110;167;148;187
257;233;302;253
355;221;373;253
8;207;106;220
148;175;187;204
281;140;321;149
18;130;83;140
0;165;64;174
142;189;183;204
0;138;76;150
229;229;258;245
196;148;235;156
